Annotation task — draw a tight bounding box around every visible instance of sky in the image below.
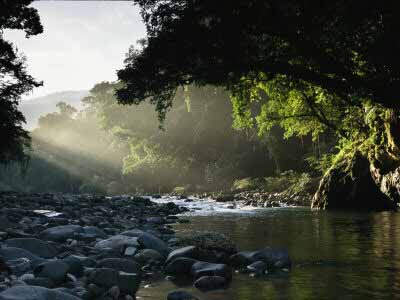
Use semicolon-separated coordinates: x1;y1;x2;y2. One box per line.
4;1;146;100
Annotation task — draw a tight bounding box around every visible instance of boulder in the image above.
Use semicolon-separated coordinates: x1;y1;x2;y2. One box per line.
39;225;83;242
165;258;198;276
134;249;165;265
252;247;291;269
215;194;235;202
191;261;232;280
33;260;70;284
194;276;228;291
0;247;44;267
88;268;141;295
124;246;137;256
247;261;267;275
229;251;254;267
94;235;139;251
98;258;141;274
62;256;84;277
166;246;198;264
5;238;57;259
137;232;169;256
120;229;144;237
312;151;396;210
0;286;80;300
6;258;31;276
230;248;291;269
77;226;107;240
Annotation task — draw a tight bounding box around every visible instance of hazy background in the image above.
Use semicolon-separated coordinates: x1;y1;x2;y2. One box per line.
4;1;145;100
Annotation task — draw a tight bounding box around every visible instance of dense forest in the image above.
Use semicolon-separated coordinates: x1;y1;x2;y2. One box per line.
0;83;323;195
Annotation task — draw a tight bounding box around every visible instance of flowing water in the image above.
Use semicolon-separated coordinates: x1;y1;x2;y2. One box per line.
138;197;400;300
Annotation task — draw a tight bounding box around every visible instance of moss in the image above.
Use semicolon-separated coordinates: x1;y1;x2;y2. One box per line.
176;231;237;254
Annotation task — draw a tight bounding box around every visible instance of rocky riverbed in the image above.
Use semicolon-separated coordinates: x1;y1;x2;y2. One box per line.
0;192;291;300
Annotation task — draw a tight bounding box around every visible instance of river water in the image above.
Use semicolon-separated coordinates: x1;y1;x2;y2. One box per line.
138;197;400;300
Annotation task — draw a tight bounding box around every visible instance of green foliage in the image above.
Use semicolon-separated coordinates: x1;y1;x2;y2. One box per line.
0;0;43;165
86;82;292;191
232;171;313;195
119;0;400;122
114;0;400;181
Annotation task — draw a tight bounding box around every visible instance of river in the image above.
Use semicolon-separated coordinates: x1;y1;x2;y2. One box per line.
138;197;400;300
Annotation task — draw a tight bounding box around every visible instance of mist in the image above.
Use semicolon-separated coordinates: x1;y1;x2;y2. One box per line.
0;83;315;194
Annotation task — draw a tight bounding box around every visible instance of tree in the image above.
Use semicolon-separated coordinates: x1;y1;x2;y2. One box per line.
117;1;400;208
118;0;400;117
0;0;43;164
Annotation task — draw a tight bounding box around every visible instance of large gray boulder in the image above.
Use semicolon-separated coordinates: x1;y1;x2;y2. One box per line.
0;286;80;300
39;225;83;242
88;268;140;295
0;247;44;267
98;258;141;274
62;255;84;277
5;238;57;259
94;235;139;251
191;261;232;280
137;232;169;256
77;226;107;240
134;249;164;265
166;246;198;264
165;258;198;276
230;247;291;269
33;260;70;285
247;260;268;275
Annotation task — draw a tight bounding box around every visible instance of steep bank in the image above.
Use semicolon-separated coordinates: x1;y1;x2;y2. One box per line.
312;108;400;211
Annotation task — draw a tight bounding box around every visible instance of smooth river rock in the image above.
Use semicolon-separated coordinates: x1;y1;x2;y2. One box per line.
98;258;141;274
39;225;83;242
137;232;169;256
33;260;70;284
88;268;141;294
0;248;44;267
166;246;198;264
4;239;57;259
94;235;139;251
165;258;198;276
0;286;81;300
230;247;291;269
191;261;232;280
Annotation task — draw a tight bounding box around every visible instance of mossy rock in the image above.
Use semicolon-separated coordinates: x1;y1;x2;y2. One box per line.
312;151;396;211
176;231;237;262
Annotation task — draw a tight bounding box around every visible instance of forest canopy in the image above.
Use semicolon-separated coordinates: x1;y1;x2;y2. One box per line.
118;0;400;117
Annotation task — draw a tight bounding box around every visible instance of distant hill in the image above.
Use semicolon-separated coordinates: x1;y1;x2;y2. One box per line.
19;90;89;130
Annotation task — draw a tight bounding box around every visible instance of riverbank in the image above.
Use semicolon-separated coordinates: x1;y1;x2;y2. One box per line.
171;172;320;208
0;192;291;300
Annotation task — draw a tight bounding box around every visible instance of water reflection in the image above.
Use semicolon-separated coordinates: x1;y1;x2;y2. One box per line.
137;208;400;300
